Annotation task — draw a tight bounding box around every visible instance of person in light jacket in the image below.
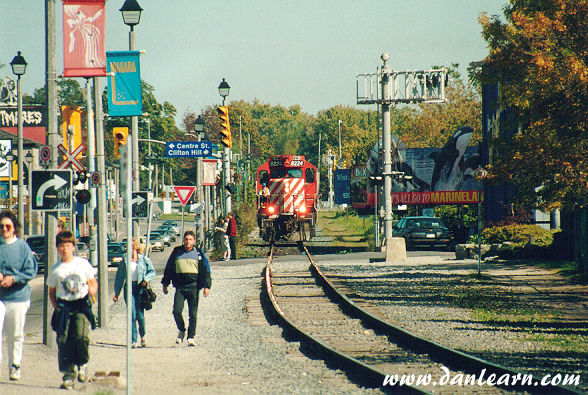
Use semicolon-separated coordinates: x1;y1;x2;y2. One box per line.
113;238;156;348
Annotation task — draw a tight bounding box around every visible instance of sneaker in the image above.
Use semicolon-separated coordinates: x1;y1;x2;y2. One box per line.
131;342;138;348
187;338;195;347
141;337;147;348
9;364;21;380
60;379;75;390
176;331;185;344
77;364;88;382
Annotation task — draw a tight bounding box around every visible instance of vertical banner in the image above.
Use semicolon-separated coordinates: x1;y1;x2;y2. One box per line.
63;0;106;77
106;51;143;117
0;140;12;179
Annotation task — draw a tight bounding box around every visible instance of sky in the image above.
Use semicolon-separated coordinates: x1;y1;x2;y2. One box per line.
1;0;507;125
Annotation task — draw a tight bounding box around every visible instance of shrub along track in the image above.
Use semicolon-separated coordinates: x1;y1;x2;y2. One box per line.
263;246;583;394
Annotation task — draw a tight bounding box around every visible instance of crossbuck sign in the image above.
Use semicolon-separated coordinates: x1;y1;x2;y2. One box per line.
58;143;86;172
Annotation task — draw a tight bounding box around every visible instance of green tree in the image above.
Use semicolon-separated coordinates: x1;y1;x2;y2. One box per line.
475;0;588;210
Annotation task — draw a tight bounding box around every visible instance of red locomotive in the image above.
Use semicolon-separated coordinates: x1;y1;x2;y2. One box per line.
256;155;318;243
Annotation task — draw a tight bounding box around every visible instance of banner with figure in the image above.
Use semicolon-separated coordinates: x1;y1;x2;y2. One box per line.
106;51;143;117
63;0;106;77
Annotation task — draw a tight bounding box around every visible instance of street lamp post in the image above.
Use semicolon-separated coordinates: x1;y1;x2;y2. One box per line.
338;119;342;167
120;0;143;240
10;51;27;223
193;115;205;246
218;79;231;215
5;151;14;211
25;151;33;237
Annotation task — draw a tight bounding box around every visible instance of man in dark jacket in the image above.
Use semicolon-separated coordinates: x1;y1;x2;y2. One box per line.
226;212;237;260
162;230;211;346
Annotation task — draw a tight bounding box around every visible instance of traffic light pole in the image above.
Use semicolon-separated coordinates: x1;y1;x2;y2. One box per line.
224;147;231;215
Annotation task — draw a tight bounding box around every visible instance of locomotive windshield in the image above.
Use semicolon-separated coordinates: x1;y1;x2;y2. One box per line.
270;168;303;179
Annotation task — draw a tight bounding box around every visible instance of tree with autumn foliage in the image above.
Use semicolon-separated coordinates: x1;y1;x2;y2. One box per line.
474;0;588;211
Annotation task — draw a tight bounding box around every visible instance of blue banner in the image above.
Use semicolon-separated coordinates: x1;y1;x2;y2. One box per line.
106;51;142;117
334;168;350;204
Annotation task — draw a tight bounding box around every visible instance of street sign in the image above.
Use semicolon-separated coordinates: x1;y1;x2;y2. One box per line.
166;141;213;158
31;170;72;211
58;143;86;172
131;191;148;218
89;172;101;187
473;166;487;180
174;186;196;206
40;145;52;167
334;168;351;205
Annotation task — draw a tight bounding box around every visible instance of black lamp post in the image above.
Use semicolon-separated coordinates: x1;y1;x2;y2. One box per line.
120;0;143;29
218;78;230;106
10;51;27;224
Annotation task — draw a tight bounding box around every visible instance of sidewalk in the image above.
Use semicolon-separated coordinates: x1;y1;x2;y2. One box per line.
0;256;380;395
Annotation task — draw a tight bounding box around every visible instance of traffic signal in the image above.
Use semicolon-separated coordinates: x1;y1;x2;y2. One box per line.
217;106;232;148
76;189;91;205
113;127;129;159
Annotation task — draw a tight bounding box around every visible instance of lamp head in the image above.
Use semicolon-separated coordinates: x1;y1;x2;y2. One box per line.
218;78;230;98
10;51;27;76
120;0;143;27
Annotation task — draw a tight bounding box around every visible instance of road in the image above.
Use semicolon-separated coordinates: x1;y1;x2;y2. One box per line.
24;216;190;335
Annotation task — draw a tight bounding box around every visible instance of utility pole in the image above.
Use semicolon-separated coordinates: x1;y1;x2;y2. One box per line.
356;53;446;261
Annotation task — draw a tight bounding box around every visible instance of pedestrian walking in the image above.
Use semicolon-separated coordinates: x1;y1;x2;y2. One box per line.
226;212;237;260
162;230;211;346
47;231;97;390
0;210;37;381
215;219;230;261
113;238;156;348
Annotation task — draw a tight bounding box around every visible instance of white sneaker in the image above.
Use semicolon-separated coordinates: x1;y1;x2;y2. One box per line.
60;379;75;390
141;337;147;347
9;364;21;380
77;364;88;382
187;338;195;347
176;331;185;344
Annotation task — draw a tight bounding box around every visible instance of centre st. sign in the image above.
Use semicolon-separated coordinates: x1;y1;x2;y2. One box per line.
166;141;213;158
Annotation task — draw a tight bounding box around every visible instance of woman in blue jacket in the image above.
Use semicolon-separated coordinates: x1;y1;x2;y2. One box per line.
113;238;155;348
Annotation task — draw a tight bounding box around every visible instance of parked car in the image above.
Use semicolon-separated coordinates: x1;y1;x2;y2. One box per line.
26;235;46;270
107;243;126;267
161;221;180;235
76;242;91;261
392;216;451;251
156;227;176;242
145;233;164;252
121;237;152;253
150;229;171;246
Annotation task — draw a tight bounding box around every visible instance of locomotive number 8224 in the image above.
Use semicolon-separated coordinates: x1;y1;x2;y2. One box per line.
256;155;318;243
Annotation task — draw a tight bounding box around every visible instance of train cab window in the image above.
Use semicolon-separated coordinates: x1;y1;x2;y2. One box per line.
288;169;303;178
305;168;315;183
270;168;304;179
259;170;269;185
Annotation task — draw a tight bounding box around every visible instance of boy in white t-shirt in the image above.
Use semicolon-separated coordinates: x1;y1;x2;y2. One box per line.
47;231;97;390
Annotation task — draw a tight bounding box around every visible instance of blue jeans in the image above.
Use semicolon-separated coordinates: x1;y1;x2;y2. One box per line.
124;283;146;343
173;285;199;339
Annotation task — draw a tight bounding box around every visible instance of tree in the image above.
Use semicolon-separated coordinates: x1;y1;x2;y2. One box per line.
475;0;588;210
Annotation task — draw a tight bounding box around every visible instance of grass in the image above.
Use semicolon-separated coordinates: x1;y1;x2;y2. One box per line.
317;210;373;248
158;213;195;222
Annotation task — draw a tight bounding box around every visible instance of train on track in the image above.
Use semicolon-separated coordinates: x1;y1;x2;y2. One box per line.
256;155;318;243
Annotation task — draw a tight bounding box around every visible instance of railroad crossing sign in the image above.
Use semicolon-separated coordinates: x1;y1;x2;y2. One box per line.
58;143;86;172
174;186;196;206
31;170;72;211
132;191;148;218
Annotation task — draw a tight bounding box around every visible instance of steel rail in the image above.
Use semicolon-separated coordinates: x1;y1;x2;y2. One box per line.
302;246;583;395
264;246;430;394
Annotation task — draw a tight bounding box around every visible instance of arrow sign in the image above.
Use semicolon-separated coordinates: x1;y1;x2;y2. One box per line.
166;141;213;158
31;170;72;211
131;194;145;206
36;174;68;206
174;186;196;206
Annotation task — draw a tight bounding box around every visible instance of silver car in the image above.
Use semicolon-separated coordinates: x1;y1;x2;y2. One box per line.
147;233;164;252
76;242;91;261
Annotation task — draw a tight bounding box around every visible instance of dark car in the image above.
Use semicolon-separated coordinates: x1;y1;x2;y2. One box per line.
392;216;451;251
161;221;180;235
26;235;46;270
156;227;176;242
107;243;126;267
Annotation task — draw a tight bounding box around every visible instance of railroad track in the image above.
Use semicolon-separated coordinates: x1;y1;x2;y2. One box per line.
263;246;583;394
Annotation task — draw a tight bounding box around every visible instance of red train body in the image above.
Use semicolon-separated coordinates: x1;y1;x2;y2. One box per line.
256;155;318;243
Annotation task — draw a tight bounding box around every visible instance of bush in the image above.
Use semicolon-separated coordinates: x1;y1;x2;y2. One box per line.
481;224;555;248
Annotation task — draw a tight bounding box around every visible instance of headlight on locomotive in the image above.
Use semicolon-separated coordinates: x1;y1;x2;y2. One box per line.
298;205;307;214
267;205;275;214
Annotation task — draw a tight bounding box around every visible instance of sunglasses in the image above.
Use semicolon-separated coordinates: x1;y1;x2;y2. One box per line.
0;224;12;230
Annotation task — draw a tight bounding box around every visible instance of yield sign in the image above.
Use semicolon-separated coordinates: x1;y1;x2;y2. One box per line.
174;186;196;206
58;143;86;172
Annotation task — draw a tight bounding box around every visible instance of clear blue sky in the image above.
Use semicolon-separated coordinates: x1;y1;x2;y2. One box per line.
1;0;506;125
